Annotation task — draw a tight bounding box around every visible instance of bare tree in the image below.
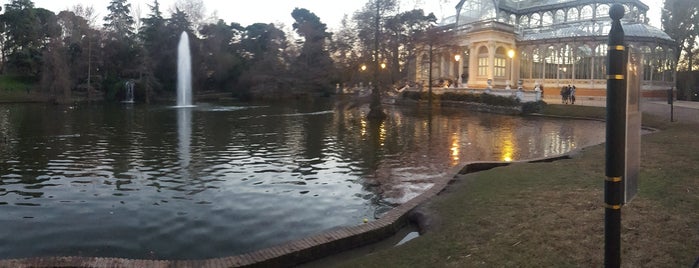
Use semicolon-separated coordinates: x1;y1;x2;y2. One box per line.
72;4;98;27
171;0;212;32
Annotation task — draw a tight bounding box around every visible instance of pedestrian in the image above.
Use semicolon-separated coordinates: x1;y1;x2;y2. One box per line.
570;85;576;104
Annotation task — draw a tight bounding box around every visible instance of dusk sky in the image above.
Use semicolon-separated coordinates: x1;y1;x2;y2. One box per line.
28;0;663;30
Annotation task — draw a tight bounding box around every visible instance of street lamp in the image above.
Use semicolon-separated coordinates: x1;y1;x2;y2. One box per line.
454;54;461;87
507;49;515;89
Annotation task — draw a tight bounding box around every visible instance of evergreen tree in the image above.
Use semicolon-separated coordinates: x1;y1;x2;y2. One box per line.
1;0;43;76
102;0;139;100
291;8;335;95
103;0;135;38
200;20;244;93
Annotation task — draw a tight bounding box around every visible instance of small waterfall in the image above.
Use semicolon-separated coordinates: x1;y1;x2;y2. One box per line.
124;80;135;103
177;31;192;107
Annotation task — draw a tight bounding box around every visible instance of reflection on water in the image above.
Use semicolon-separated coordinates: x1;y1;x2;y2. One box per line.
178;108;191;170
0;101;605;260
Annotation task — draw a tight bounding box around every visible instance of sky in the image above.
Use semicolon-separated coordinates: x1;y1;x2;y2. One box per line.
27;0;663;30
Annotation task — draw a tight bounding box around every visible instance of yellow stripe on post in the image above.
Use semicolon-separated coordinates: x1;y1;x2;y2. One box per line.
607;75;624;80
608;45;626;51
606;177;622;182
605;204;622;210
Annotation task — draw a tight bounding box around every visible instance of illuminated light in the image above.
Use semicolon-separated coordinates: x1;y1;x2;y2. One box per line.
507;49;515;59
361;64;367;71
380;63;386;69
454;54;461;62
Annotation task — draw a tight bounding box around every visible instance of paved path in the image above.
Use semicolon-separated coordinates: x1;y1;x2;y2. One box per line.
541;96;699;124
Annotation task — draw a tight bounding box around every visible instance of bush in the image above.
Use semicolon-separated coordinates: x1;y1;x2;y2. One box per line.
478;93;520;107
522;100;547;114
402;91;436;101
440;92;481;102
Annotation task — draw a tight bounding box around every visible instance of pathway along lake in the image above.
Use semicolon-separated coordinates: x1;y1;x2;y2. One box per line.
0;101;605;260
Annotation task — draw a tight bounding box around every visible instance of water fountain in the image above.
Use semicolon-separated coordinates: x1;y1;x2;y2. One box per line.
177;31;193;107
124;80;135;103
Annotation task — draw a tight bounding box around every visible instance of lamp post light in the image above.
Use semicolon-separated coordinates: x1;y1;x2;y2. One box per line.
507;49;515;89
454;54;461;88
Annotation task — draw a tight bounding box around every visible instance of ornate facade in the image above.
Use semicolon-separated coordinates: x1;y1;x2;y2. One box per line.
415;0;675;99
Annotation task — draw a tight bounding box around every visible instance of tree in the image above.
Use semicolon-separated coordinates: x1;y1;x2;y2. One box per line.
238;22;289;98
56;10;95;99
385;9;436;81
199;19;244;93
139;0;168;101
329;15;362;85
291;8;335;95
662;0;699;71
172;0;209;32
104;0;135;38
1;0;44;76
353;0;399;119
102;0;139;100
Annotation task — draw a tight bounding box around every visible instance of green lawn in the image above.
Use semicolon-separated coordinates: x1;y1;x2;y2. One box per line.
0;75;41;102
329;104;698;267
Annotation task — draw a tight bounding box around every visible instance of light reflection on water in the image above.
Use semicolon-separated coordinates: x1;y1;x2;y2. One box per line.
0;101;605;260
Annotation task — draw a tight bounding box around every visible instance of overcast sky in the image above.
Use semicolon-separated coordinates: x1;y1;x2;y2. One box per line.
28;0;663;30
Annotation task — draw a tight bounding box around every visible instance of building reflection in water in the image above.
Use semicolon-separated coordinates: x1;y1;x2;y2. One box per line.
345;107;605;206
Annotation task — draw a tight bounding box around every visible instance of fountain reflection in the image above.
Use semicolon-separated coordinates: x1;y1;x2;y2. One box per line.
178;107;192;172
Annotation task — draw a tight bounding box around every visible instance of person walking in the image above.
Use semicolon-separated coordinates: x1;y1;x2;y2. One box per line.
570;85;576;104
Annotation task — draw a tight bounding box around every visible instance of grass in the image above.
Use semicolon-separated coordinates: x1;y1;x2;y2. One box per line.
328;104;698;267
0;75;41;103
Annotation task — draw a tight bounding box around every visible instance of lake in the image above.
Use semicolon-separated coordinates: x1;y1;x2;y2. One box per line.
0;100;605;259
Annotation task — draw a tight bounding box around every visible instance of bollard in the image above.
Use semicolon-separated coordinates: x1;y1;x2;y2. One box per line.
605;4;626;268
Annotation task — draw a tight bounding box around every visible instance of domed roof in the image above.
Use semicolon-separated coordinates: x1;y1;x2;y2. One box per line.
519;20;673;43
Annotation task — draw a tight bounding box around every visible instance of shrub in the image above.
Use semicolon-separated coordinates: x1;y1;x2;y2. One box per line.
402;91;436;101
478;93;520;107
522;100;547;114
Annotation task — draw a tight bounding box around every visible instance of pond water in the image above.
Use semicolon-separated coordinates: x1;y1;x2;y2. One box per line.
0;100;606;260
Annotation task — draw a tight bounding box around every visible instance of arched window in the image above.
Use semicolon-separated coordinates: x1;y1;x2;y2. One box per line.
495;47;507;78
520;49;532;79
542;12;553;26
575;45;593;80
478;46;489;77
554;10;565;24
596;4;609;20
640;46;652;81
653;47;665;81
510;14;517;24
531;13;541;27
567;8;579;22
545;46;558;79
521;15;530;27
581;5;593;20
593;44;608;80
